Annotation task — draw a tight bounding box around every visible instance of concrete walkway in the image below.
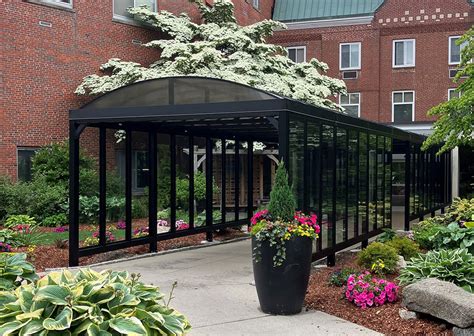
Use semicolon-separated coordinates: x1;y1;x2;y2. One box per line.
92;239;381;336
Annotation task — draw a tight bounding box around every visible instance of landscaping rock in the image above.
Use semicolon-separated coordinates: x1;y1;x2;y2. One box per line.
403;279;474;328
397;255;407;269
453;327;474;336
399;308;418;320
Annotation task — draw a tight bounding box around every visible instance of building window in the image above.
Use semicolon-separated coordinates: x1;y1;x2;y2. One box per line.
340;42;361;70
287;46;306;63
393;39;415;68
113;0;156;20
448;88;461;100
252;0;259;9
39;0;72;7
392;91;415;123
449;36;468;65
339;93;360;118
17;148;39;182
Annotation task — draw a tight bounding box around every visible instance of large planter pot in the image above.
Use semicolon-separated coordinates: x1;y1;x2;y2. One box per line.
252;236;312;315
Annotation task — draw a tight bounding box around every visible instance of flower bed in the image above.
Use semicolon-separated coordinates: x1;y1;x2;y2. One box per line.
305;252;453;336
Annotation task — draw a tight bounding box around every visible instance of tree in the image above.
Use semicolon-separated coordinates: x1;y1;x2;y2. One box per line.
76;0;346;110
268;162;296;222
423;27;474;153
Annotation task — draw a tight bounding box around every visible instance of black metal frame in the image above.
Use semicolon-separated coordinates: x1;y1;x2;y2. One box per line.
68;77;453;266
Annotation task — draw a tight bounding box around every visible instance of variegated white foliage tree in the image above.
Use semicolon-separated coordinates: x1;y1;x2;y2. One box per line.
76;0;346;110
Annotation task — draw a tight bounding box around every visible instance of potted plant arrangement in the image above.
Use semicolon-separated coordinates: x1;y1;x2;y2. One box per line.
250;162;320;315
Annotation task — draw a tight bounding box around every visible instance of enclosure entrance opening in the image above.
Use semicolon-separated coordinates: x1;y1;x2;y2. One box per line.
69;77;452;266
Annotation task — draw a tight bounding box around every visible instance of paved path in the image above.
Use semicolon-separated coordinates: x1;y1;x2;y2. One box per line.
93;239;381;336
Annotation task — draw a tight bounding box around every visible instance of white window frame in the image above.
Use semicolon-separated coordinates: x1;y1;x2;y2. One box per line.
113;0;156;21
392;39;416;68
339;93;361;118
448;88;461;100
287;46;306;63
392;91;415;122
448;36;468;65
339;42;361;70
39;0;72;8
252;0;259;9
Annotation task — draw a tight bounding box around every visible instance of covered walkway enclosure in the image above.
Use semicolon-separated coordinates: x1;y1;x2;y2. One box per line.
69;77;452;266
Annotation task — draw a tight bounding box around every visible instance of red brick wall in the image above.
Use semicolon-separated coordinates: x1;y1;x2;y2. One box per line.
271;0;473;123
0;0;274;178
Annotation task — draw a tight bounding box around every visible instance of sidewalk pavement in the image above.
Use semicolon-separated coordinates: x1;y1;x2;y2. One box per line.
92;239;381;336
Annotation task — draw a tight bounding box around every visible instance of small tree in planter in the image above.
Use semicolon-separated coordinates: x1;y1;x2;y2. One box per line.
250;162;319;315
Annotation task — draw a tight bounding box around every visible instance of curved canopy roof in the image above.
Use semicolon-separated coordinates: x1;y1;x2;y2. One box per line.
82;77;279;110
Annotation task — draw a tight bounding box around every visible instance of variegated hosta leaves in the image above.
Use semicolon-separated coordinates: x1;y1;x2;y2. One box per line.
0;253;38;291
75;0;346;111
0;269;191;335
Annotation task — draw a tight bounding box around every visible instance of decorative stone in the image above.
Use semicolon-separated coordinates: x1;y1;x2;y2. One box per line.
397;255;407;269
399;308;418;320
403;279;474;328
453;327;474;336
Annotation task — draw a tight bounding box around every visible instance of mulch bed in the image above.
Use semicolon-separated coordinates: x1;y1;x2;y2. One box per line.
305;252;452;336
19;229;247;272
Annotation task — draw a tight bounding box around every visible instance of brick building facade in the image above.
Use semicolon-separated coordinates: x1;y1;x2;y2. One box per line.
0;0;472;189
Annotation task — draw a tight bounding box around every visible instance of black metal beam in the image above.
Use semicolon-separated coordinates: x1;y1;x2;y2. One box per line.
170;134;177;233
221;137;227;224
125;129;132;241
99;127;107;246
189;136;195;230
404;142;411;231
234;140;240;221
247;141;254;220
205;137;213;242
68;121;80;267
148;131;158;252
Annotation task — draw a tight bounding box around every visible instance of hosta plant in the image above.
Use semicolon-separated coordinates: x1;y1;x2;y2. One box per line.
5;215;36;229
0;269;191;335
429;222;474;253
0;253;38;290
398;248;474;293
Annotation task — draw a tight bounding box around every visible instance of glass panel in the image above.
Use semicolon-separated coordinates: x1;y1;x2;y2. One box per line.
358;133;368;235
307;122;320;212
296;48;305;63
176;136;190;230
212;139;221;224
385;138;392;228
341;44;350;68
289;118;305;210
17;149;37;182
368;135;377;230
157;134;171;233
321;125;334;249
350;93;359;104
393;92;403;103
340;95;350;105
79;127;100;247
114;0;134;17
336;128;347;244
239;141;248;220
348;130;358;239
404;92;414;102
344;105;359;118
225;142;236;223
107;129;125;242
405;40;414;65
395;41;404;66
192;137;207;227
132;132;149;238
377;136;385;229
288;49;296;62
450;37;460;63
350;44;360;68
394;104;413;123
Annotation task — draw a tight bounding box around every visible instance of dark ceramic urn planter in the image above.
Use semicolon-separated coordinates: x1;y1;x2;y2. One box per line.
252;236;312;315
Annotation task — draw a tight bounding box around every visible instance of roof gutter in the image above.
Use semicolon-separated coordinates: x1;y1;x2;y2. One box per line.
282;15;374;30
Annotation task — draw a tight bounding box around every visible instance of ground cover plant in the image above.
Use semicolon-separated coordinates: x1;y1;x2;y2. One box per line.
0;268;191;335
356;242;399;274
398;248;474;293
0;253;38;290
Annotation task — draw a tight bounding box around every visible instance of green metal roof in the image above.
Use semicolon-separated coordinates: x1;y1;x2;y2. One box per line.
273;0;385;22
